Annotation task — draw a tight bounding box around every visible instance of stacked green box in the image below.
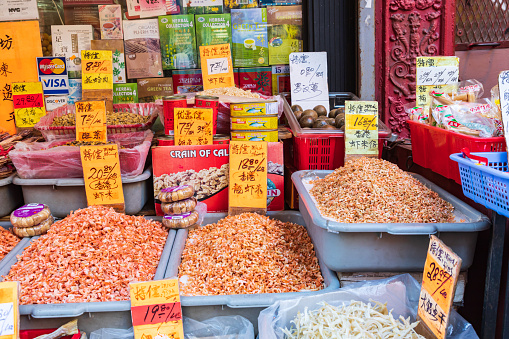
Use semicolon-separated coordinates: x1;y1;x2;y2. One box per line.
195;14;232;64
231;8;268;67
267;5;303;65
158;15;198;70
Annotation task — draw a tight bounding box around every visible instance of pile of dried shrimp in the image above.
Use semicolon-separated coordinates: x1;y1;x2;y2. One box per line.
0;228;20;261
179;213;323;296
310;157;455;223
4;206;168;304
282;300;425;338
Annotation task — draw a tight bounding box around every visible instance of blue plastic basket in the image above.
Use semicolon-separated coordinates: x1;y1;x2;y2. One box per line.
450;151;509;217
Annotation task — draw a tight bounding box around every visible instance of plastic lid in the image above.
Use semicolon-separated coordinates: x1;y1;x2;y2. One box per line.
12;204;45;218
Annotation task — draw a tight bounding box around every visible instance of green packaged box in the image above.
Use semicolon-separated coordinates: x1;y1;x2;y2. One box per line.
231;8;268;67
113;83;138;104
196;14;232;63
267;5;302;65
224;0;258;11
158;15;198;70
179;0;223;14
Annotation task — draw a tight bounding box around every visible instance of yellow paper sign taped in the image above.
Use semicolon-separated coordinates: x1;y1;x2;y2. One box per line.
345;101;378;155
418;235;462;339
229;141;267;210
80;144;124;206
200;44;235;90
174;107;213;146
0;281;19;339
75;100;107;142
415;56;459;109
81;50;113;90
130;279;184;339
12;81;46;127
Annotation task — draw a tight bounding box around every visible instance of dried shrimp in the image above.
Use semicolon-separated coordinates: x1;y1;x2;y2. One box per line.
0;228;20;261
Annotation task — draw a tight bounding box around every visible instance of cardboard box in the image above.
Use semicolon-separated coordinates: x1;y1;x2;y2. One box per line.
231;8;268;67
51;25;94;79
271;65;290;95
195;14;232;64
137;77;173;103
63;6;100;39
90;39;126;83
225;0;259;10
123;19;164;79
113;83;138;104
152;142;283;214
159;15;198;70
172;69;203;94
238;67;272;96
267;5;302;65
99;5;123;40
179;0;223;14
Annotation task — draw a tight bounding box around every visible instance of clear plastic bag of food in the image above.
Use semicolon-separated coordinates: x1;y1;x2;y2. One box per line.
258;274;478;339
435;79;484;103
431;104;496;137
405;102;429;124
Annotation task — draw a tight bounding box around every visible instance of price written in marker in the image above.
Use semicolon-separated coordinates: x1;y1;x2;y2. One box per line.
345;101;378;155
130;279;184;339
417;235;462;339
415;56;459;108
200;44;234;90
12;81;46;127
174;107;213;146
80;144;125;207
229;141;267;214
0;281;19;339
81;50;113;91
75;100;107;142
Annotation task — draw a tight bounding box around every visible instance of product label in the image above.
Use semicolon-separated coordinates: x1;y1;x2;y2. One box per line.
345;101;378;155
164;212;192;220
231;8;268;67
12;203;45;218
99;5;123;40
181;0;224;14
68;79;82;104
159;15;198;70
12;82;46;127
113;83;138;104
51;25;94;78
161;185;190;193
75;100;107;142
174;107;213;146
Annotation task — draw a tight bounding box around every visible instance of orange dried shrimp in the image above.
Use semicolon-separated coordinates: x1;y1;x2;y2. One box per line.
0;228;20;261
4;206;168;305
178;213;324;296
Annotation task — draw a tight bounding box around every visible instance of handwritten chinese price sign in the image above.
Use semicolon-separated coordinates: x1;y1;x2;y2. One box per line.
0;281;19;339
289;52;329;111
174;107;213;146
416;56;459;109
417;235;462;339
81;50;113;91
12;82;46;127
199;44;234;90
80;144;124;208
75;100;107;142
130;279;184;339
497;71;509;156
229;141;267;215
345;101;378;156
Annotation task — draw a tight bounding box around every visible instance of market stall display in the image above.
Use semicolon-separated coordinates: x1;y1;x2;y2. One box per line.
10;204;54;237
0;227;20;262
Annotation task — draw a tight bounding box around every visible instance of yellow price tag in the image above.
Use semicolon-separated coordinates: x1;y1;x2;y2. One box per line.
174;107;213;146
130;279;184;339
345;101;378;155
0;281;19;339
75;100;107;142
12;82;46;127
200;44;235;90
81;50;113;90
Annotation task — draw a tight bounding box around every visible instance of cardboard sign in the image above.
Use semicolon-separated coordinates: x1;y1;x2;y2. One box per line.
417;235;462;339
200;44;235;90
130;279;184;339
12;82;46;127
0;281;19;338
75;100;107;142
498;71;509;157
289;51;329;111
229;141;268;214
37;57;69;95
80;144;125;207
415;56;459;108
0;20;42;134
174;107;213;146
0;0;38;22
81;50;113;91
345;101;378;155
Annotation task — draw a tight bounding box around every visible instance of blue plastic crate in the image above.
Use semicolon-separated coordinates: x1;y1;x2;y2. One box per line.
450;152;509;218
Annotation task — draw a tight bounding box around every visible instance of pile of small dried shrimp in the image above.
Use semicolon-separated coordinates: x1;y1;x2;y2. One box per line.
178;213;323;296
4;206;168;304
0;228;20;260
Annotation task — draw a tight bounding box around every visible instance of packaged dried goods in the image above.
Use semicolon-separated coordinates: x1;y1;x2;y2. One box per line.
4;205;168;304
13;216;54;238
10;204;52;228
161;197;197;215
309;157;455;223
0;228;20;261
178;213;323;296
158;185;195;203
162;210;200;229
34;319;78;339
51;112;150;127
0;130;42;179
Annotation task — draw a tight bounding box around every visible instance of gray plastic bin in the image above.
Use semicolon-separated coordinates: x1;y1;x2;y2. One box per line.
0;219;176;333
0;174;23;217
0;221;31;272
292;170;491;272
13;168;151;218
163;211;340;333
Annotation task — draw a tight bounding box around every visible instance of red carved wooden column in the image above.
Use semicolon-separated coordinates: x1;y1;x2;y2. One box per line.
375;0;456;138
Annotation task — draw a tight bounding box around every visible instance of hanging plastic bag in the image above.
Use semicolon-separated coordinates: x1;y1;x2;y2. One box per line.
258;274;478;339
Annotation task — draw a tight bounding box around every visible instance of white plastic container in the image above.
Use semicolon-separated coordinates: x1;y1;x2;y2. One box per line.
0;174;23;217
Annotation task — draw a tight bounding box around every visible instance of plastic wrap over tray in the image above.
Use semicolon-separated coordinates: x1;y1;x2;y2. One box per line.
34;103;160;141
10;130;153;179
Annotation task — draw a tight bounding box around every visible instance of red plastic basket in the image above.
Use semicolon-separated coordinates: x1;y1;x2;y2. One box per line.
408;120;506;184
293;131;389;170
20;329;80;339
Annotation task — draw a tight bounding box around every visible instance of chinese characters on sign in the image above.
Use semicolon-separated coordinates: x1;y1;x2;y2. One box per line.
415;57;459;108
345;101;378;155
130;279;184;339
75;100;107;142
418;235;462;339
229;141;267;213
80;144;124;207
200;44;234;90
289;52;329;111
12;82;46;127
81;50;113;90
0;20;42;134
174;107;213;146
497;71;509;156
